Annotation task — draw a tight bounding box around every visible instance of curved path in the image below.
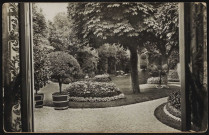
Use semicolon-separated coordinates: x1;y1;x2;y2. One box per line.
34;97;180;133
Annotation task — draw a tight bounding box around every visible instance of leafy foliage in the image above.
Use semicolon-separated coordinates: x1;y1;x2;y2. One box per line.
168;70;179;82
168;90;181;110
67;2;155;93
33;4;51;92
75;46;98;76
140;53;148;70
48;51;81;90
68;3;154;48
144;3;179;68
48;12;79;54
147;64;159;77
97;43;130;74
65;81;123;98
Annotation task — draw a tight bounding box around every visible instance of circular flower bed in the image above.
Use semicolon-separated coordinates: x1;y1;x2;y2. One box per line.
64;81;125;102
166;90;181;118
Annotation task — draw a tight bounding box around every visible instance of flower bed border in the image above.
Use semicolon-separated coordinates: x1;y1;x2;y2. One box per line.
69;93;125;102
164;104;181;122
166;102;181;118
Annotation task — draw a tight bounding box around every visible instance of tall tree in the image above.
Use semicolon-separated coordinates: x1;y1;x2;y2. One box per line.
48;12;80;56
48;13;71;51
33;4;51;94
144;3;179;69
67;3;154;93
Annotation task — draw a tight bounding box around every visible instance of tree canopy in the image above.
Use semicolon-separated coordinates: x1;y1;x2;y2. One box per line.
67;2;155;93
144;3;179;68
48;51;81;92
33;3;51;93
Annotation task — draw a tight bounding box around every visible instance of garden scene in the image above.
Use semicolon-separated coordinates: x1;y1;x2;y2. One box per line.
33;2;182;132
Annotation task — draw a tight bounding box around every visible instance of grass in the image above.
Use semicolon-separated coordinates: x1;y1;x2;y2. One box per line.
38;74;180;108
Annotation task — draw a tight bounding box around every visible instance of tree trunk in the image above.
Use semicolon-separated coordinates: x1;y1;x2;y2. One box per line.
159;70;162;85
109;57;116;74
129;47;140;93
104;57;108;74
113;62;116;74
162;55;169;85
58;78;62;93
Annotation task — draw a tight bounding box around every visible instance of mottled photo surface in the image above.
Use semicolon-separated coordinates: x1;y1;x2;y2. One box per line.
2;2;207;133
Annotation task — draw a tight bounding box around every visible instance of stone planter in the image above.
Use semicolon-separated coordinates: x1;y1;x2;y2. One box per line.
52;94;68;110
35;93;44;108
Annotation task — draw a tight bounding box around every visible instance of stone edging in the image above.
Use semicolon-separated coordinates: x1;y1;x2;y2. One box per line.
163;104;181;121
69;93;125;102
166;102;181;118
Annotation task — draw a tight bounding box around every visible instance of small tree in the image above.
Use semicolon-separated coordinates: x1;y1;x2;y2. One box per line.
140;53;148;70
48;51;81;93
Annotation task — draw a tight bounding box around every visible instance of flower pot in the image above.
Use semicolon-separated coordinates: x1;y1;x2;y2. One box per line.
35;93;44;108
52;94;68;110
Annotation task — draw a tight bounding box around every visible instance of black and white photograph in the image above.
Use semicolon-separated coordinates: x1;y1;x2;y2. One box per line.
1;2;208;133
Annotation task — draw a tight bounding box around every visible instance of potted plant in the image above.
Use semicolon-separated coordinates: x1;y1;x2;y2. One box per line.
48;51;81;110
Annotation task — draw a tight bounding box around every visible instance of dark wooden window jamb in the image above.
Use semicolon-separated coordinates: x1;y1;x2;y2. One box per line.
19;3;34;132
179;3;191;131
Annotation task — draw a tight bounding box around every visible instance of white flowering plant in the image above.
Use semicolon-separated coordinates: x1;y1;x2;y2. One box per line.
147;77;167;84
92;74;111;82
64;81;125;102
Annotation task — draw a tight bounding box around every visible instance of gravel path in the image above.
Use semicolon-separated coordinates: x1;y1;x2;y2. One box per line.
34;97;180;133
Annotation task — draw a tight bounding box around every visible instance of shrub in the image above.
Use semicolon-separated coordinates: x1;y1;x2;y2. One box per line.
168;70;179;82
65;81;124;100
140;53;148;70
93;74;111;82
48;51;81;93
138;70;149;84
76;46;98;76
140;59;147;70
147;77;167;84
148;64;159;77
63;78;73;84
167;90;181;110
140;53;147;59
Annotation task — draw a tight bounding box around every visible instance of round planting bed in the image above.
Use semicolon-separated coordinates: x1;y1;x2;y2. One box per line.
35;93;44;108
154;103;181;130
155;102;199;131
52;92;68;110
65;81;125;102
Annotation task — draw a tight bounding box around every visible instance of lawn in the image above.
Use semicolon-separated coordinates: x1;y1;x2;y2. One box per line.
38;74;180;108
